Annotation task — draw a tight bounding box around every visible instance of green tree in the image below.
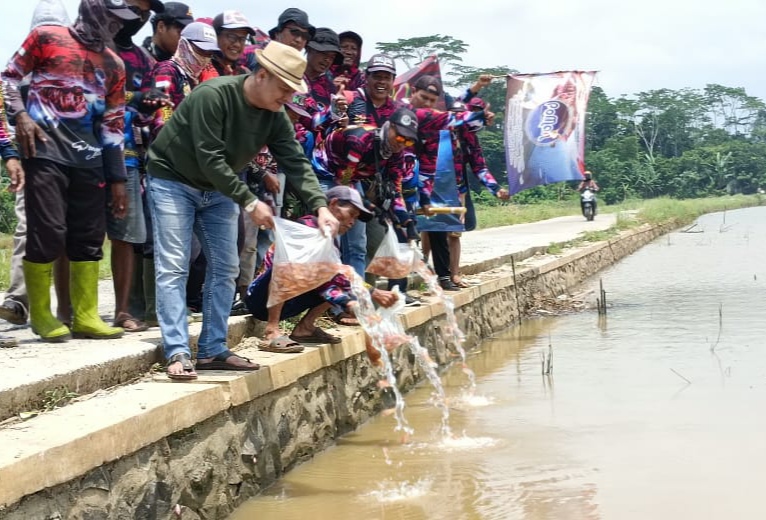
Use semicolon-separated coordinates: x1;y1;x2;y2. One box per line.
375;35;469;71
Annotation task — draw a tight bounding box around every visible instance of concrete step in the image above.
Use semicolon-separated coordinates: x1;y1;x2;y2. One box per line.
0;315;254;423
0;327;373;509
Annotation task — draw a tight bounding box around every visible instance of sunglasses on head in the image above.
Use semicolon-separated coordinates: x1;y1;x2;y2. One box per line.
288;27;311;40
394;135;416;147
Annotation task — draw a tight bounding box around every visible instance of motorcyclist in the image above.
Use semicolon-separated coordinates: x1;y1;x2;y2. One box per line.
578;171;599;214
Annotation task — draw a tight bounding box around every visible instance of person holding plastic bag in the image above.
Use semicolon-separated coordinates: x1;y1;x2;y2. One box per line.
367;221;418;280
246;186;397;352
146;42;339;380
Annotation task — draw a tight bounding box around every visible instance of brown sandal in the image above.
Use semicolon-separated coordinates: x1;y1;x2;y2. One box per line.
114;313;149;332
259;336;305;353
290;327;341;345
331;311;359;327
166;353;198;380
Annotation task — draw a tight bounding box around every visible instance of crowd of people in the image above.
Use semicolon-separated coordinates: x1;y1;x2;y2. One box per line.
0;0;511;379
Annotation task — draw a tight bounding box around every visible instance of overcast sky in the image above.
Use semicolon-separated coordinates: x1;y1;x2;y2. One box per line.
2;0;765;101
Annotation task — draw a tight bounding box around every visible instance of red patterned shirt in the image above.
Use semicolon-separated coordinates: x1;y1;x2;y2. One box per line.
1;26;127;180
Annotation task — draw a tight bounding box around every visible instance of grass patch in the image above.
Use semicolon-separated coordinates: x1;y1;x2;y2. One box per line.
536;194;764;255
0;195;761;292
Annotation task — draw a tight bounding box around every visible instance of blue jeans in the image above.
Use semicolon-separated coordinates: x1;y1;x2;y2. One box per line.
147;176;239;361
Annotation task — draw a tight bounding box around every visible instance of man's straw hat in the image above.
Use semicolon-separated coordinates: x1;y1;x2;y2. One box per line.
255;41;308;93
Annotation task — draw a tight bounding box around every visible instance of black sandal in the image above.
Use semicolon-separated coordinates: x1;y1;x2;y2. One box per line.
166;353;198;381
196;349;260;371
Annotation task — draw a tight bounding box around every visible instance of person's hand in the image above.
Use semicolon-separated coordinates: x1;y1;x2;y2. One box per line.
421;204;433;216
110;182;128;219
485;109;496;127
470;74;492;94
333;89;348;115
133;89;173;115
15;112;47;158
317;206;339;237
247;200;275;229
496;187;510;200
4;158;24;192
263;172;280;194
371;288;398;308
333;75;348;92
337;113;349;128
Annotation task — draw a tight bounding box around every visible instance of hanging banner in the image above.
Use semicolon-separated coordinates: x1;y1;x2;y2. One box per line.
504;71;596;195
416;130;463;233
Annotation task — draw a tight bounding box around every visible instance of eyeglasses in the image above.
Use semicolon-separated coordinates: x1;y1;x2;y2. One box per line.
223;32;248;45
394;135;416;147
288;27;311;40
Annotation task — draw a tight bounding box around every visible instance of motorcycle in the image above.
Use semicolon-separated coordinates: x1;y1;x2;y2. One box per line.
580;189;596;221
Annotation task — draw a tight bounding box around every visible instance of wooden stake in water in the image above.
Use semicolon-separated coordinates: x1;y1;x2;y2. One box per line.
597;278;607;315
511;256;522;323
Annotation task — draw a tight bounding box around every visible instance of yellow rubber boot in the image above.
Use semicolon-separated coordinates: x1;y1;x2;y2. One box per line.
70;261;124;339
23;260;71;342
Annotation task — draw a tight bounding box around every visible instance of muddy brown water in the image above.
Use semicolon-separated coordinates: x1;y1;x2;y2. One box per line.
230;207;766;520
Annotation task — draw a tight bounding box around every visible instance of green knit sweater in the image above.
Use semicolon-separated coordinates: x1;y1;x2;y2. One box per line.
147;74;326;211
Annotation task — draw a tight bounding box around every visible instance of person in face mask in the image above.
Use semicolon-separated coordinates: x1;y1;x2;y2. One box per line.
108;0;166;333
140;21;219;141
0;0;139;342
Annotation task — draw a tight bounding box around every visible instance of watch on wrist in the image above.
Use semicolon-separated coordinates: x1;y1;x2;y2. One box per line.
244;199;259;213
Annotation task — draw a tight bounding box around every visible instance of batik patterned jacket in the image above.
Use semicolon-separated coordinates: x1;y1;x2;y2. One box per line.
1;25;127;181
118;44;155;169
453;127;499;195
140;60;192;141
312;124;409;224
0;87;19;161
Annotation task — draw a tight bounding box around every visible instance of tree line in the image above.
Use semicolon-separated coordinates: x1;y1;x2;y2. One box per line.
377;34;766;206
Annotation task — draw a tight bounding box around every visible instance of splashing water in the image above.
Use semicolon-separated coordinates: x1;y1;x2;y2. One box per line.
347;268;452;437
414;260;477;392
347;270;412;435
363;478;433;503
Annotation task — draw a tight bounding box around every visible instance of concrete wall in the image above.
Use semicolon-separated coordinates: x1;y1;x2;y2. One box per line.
0;224;667;520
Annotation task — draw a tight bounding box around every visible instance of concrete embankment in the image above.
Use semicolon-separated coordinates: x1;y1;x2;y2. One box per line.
0;215;669;519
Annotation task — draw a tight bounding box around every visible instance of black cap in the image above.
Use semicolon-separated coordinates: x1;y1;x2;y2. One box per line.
104;0;140;20
389;107;418;140
413;75;442;96
338;31;362;48
149;0;165;13
307;28;343;65
270;8;315;39
157;2;193;26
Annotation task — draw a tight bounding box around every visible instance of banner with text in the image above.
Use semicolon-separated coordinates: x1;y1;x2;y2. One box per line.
504;71;596;195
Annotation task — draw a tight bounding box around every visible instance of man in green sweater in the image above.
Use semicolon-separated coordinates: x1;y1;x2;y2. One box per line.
147;41;339;380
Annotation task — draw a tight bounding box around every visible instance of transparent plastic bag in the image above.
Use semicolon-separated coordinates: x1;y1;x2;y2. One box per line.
267;217;346;308
366;223;416;279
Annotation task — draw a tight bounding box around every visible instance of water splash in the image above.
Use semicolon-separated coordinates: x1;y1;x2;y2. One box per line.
453;393;496;408
347;270;412;435
414;260;477;392
437;434;498;451
363;478;433;503
378;286;452;438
